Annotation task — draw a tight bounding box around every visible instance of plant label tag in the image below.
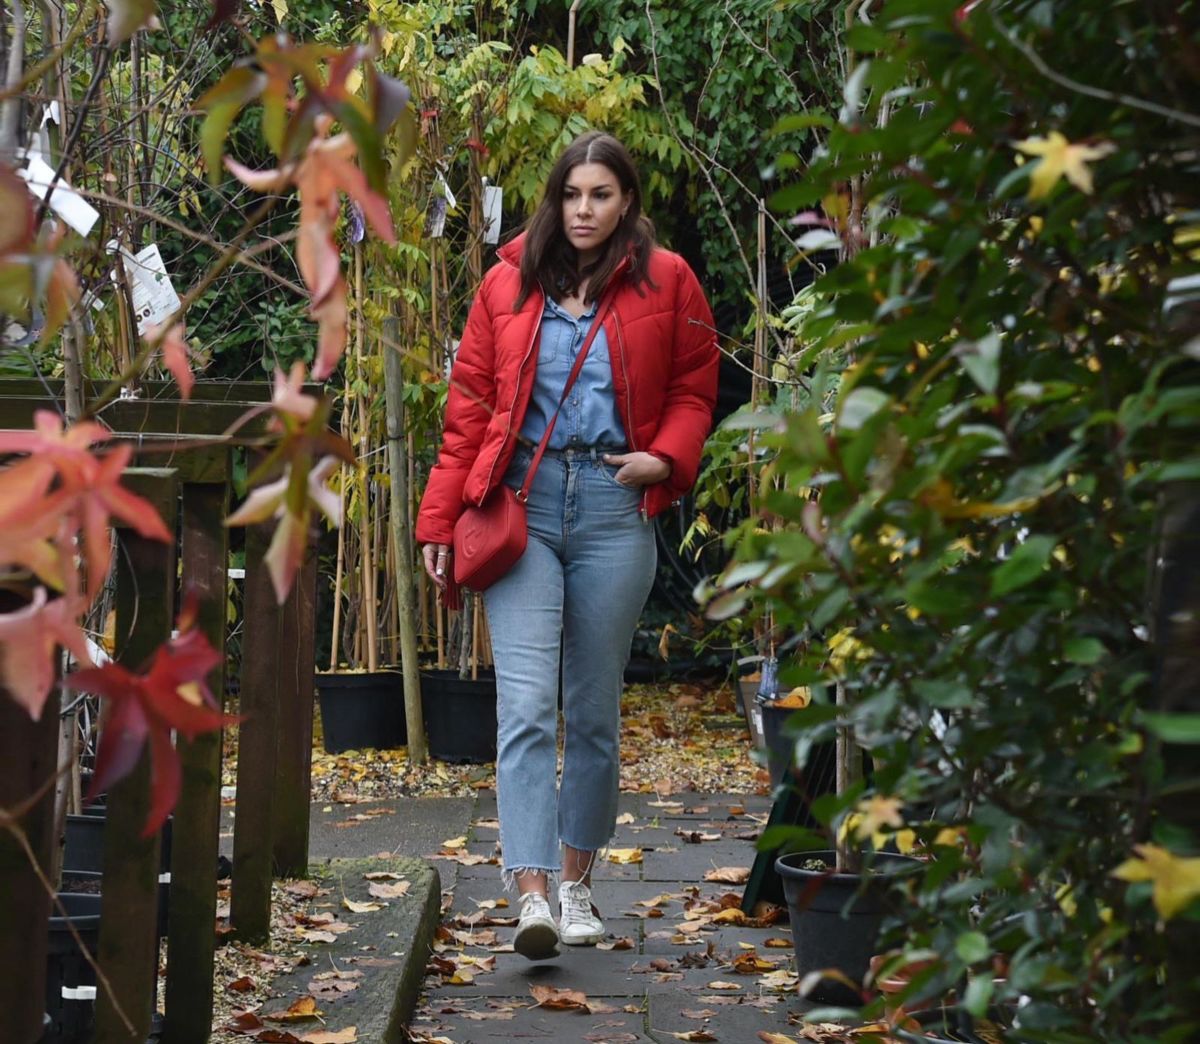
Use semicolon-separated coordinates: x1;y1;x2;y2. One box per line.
482;184;502;244
19;155;100;237
120;243;182;334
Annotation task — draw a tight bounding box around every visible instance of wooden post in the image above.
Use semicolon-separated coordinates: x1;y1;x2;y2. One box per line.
162;454;230;1044
230;521;280;941
94;468;178;1044
0;602;61;1044
271;537;317;878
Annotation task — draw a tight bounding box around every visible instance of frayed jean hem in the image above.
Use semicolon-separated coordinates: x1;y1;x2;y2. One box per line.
502;866;561;893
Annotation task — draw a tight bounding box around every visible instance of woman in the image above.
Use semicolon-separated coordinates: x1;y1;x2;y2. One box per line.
417;131;718;960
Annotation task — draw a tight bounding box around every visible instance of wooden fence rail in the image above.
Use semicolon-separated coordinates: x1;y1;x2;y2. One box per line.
0;384;320;1044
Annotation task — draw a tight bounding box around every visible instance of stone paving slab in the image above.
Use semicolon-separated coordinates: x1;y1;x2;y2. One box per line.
641;839;757;882
434;944;664;998
411;997;654;1043
646;986;802;1042
262;855;441;1044
641;924;793;956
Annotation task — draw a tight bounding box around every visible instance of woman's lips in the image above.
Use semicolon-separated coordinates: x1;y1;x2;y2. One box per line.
572;226;596;234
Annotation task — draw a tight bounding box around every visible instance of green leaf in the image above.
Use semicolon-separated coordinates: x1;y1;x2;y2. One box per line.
963;974;995;1017
1140;713;1200;744
958;332;1002;394
1064;637;1106;665
955;930;990;964
196;67;267;184
838;386;890;431
990;535;1055;596
105;0;158;44
771;112;834;136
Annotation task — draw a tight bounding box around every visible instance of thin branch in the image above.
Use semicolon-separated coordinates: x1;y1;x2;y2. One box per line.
997;13;1200;130
0;0;27;160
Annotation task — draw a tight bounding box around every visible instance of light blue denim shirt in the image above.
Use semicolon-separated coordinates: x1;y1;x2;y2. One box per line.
518;294;628;450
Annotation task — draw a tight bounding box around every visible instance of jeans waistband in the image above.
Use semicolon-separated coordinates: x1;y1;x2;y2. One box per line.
514;439;627;460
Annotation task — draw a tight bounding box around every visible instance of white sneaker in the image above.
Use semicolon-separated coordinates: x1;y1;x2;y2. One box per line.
558;880;605;945
514;891;559;960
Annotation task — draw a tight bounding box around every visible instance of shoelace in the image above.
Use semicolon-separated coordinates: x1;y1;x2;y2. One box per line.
520;892;551;918
561;883;595;923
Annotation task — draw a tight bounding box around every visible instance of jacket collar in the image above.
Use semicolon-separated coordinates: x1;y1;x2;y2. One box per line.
496;230;633;281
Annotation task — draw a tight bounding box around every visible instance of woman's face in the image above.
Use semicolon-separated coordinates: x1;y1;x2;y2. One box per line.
561;162;631;266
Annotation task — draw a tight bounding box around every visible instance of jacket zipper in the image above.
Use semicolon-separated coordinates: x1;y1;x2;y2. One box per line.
612;309;648;520
478;287;544;505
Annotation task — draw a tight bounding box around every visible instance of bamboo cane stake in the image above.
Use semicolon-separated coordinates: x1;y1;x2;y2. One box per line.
353;242;378;671
329;465;347;670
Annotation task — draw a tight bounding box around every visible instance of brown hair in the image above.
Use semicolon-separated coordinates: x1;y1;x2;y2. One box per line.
514;131;656;310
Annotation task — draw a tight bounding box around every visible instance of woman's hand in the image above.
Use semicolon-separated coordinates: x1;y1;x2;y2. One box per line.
422;543;451;589
601;451;672;487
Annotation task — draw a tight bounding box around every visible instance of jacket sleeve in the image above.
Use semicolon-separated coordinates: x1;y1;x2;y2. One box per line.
415;277;498;545
647;257;720;498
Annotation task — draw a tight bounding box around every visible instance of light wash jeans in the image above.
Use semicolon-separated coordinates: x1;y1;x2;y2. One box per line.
483;444;657;888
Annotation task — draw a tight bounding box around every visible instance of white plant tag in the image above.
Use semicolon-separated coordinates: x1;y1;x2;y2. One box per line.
482;184;502;244
18;155;100;236
116;243;182;334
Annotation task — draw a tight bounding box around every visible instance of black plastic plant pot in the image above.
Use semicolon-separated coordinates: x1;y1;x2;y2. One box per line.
44;892;101;1044
893;1004;1017;1043
316;670;408;754
420;668;497;764
775;849;922;1006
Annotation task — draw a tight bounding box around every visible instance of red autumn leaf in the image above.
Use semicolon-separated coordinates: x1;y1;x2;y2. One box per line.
225;456;341;603
0;409;111;489
225;117;395;380
0;587;93;720
63;596;235;835
147;322;195;400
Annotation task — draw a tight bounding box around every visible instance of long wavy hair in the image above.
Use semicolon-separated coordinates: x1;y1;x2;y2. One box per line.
514;131;656;310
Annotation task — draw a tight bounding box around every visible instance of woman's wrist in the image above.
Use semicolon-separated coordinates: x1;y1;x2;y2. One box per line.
645;451;673;481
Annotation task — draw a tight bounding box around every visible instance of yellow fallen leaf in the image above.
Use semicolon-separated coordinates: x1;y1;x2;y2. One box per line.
705;980;742;991
442;836;467;848
265;996;321;1021
758;1033;799;1044
301;1029;358;1044
607;847;644;865
764;937;792;948
342;897;383;913
668;1032;718;1042
703;867;750;885
1112;843;1200;920
616;812;636;825
368;881;411;899
712;908;748;925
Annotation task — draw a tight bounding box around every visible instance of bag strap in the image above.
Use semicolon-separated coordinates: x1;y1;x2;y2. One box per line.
516;288;617;503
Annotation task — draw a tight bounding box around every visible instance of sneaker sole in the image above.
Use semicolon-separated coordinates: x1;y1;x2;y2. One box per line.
560;930;605;946
514;919;559;960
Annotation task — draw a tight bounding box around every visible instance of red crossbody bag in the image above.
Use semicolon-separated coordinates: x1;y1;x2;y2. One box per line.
445;291;615;609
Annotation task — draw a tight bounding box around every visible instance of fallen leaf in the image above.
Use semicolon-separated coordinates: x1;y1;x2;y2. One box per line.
711;908;748;925
705;981;742;991
342;897;383;913
368;880;411;899
616;812;636;825
300;1030;358;1044
264;996;321;1021
681;1009;719;1020
530;985;591;1012
226;1011;264;1032
597;936;635;951
764;937;792;948
297;930;337;944
703;867;750;885
607;848;644;865
226;976;255;993
668;1032;718;1042
285;881;321;899
758;1034;800;1044
363;871;406;881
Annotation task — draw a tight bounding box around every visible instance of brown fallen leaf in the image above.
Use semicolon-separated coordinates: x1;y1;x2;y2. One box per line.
225;1011;264;1033
758;1034;800;1044
668;1032;718;1042
681;1009;719;1020
297;929;337;944
764;937;792;948
256;1031;303;1044
530;984;591;1012
705;980;742;991
732;951;779;974
362;871;406;881
711;908;748;926
264;996;321;1021
285;881;321;899
596;936;635;951
703;866;751;885
226;976;255;993
300;1029;358;1044
368;880;411;899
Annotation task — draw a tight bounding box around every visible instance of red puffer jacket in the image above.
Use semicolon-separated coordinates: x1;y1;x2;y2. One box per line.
415;233;719;545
